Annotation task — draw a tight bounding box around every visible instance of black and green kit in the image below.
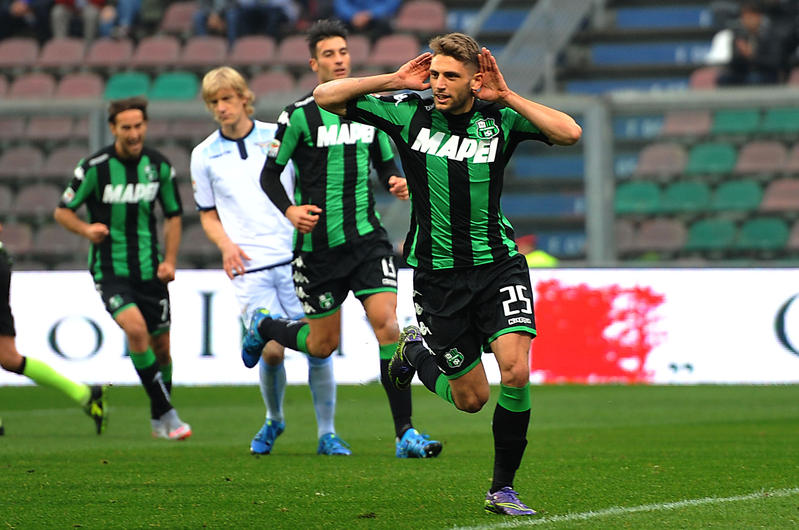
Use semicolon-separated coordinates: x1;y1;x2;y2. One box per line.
58;145;182;281
261;93;399;253
345;93;551;271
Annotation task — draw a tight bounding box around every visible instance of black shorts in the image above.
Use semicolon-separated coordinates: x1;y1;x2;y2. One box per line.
292;229;398;318
0;249;15;337
413;253;536;378
95;277;171;335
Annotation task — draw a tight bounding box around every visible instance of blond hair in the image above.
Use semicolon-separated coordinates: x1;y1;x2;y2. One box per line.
201;66;255;115
429;33;480;70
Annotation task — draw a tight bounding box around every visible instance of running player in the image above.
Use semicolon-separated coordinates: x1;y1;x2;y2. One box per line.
255;18;442;458
0;223;106;435
191;66;349;456
313;33;582;514
54;96;191;441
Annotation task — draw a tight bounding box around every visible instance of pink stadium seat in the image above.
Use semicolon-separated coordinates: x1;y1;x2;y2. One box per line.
0;146;44;182
394;0;447;34
26;116;74;142
689;66;719;90
85;38;134;69
250;70;295;97
615;219;635;254
146;118;171;141
168;117;215;143
12;184;64;219
0;222;34;256
36;37;85;70
760;178;799;212
634;142;687;178
55;72;104;99
31;223;84;258
41;146;87;180
0;184;13;215
8;72;56;99
633;218;686;252
131;35;181;69
0;37;39;70
367;34;420;68
0;76;7;97
660;109;711;137
0;117;26;142
276;35;310;68
734;140;787;175
179;36;228;69
784;143;799;174
160;1;197;35
346;34;370;68
159;145;190;178
228;36;276;70
788;220;799;250
297;71;319;92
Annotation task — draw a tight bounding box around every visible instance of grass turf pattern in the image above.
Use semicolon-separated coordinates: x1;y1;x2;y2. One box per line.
1;384;797;528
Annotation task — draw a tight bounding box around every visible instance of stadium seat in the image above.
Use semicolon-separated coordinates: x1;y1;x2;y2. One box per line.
660;109;711;137
297;71;319;93
85;38;134;70
0;75;6;97
784;143;799;174
131;35;181;69
12;184;64;219
0;117;26;143
228;36;276;70
634;142;686;178
0;222;33;256
659;181;710;213
633;218;686;252
0;37;39;70
160;1;197;36
734;140;786;175
789;66;799;86
168;117;215;143
367;34;420;68
159;145;190;178
0;184;13;215
31;223;84;260
26;116;74;142
36;37;85;70
176;180;198;220
7;72;56;99
711;108;760;135
179;36;228;69
0;146;44;183
684;218;736;251
149;71;199;100
180;224;221;263
144;118;170;141
347;34;370;68
55;72;104;99
276;35;312;69
736;217;789;250
614;219;635;254
684;142;737;175
395;0;447;34
760;178;799;212
787;220;799;250
760;107;799;135
249;70;295;97
41;146;87;180
104;71;150;99
710;179;762;212
614;181;661;214
688;66;719;90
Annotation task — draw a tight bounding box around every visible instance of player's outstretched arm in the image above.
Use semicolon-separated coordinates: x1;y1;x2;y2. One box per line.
476;48;581;146
314;52;433;116
54;207;109;244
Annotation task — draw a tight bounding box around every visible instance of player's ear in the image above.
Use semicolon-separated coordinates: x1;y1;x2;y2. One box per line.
470;72;483;95
309;57;319;73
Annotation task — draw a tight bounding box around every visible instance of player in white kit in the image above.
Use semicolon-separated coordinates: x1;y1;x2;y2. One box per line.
190;66;349;455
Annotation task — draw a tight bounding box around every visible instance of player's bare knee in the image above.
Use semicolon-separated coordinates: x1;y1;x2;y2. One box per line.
308;336;338;357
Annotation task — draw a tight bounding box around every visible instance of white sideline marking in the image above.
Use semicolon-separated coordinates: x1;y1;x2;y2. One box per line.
455;487;799;529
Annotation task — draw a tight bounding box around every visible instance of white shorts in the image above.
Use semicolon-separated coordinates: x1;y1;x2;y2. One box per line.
231;264;304;326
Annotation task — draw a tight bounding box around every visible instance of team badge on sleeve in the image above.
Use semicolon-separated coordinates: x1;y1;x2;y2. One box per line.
267;139;281;158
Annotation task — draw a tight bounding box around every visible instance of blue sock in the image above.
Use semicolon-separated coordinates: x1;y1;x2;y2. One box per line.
259;357;285;424
307;355;336;438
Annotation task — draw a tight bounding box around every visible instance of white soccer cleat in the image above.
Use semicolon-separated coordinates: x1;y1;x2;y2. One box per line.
152;409;192;441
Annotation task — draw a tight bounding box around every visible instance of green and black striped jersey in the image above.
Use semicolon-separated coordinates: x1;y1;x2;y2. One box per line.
345;93;550;271
262;93;399;253
58;145;182;282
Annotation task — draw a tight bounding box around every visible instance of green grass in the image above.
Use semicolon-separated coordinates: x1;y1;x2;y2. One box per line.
1;384;798;528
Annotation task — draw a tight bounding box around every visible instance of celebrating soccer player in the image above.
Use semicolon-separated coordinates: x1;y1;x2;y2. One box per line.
313;33;582;515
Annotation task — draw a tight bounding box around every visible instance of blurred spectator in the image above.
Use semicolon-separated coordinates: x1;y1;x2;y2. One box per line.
99;0;141;39
713;1;791;86
51;0;105;42
0;0;52;42
333;0;399;40
516;235;559;268
194;0;299;44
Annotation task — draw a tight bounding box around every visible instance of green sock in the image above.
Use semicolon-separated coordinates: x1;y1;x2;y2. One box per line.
296;324;310;353
130;348;157;370
22;357;90;406
379;342;397;360
498;383;531;412
434;374;455;405
159;362;172;385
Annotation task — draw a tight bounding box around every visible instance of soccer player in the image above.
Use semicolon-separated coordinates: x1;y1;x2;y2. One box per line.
54;97;191;441
256;18;442;458
190;66;349;456
0;223;106;434
313;33;582;515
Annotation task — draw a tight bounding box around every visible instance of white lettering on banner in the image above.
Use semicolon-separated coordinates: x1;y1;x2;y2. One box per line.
102;182;160;203
6;270;799;386
410;127;497;163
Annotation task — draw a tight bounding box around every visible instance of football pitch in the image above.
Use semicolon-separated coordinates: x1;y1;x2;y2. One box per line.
1;383;798;528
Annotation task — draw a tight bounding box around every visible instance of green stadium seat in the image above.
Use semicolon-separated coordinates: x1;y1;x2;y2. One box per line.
149;71;199;100
760;107;799;134
736;217;789;250
684;218;736;251
615;181;661;214
659;181;710;213
711;109;760;135
711;180;762;211
685;142;737;175
104;71;150;99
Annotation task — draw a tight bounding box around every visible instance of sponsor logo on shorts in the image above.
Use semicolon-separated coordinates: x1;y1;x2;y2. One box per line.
508;316;532;325
443;348;464;368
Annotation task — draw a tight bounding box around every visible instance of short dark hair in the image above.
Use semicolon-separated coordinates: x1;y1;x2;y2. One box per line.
107;96;148;124
429;33;480;70
306;18;348;58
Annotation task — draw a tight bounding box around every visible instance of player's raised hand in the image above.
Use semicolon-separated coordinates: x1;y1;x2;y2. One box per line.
85;223;110;244
395;52;432;91
474;48;511;102
388;176;409;200
286;204;322;234
221;241;251;279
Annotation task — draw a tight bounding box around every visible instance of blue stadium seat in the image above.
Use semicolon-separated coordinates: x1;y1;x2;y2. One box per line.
591;42;711;66
614;6;713;29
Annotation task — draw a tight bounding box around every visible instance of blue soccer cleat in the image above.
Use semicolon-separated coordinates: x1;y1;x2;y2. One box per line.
484;487;538;516
250;419;285;455
395;428;442;458
241;308;271;368
317;433;351;456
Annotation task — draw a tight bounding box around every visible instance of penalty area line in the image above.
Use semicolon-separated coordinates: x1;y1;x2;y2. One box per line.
454;487;799;530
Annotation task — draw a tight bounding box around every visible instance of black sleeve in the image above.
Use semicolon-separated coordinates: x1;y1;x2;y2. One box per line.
368;140;400;191
260;157;292;214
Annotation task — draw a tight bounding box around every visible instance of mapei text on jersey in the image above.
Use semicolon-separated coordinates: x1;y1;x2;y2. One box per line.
410;128;498;163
